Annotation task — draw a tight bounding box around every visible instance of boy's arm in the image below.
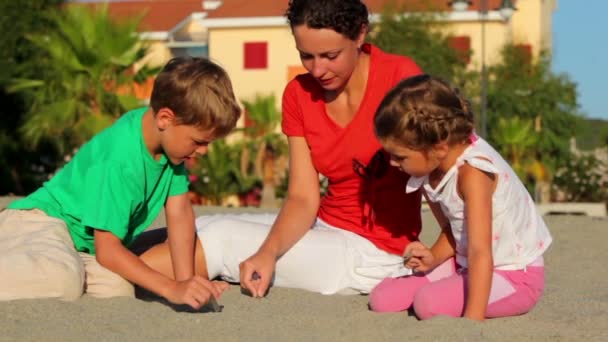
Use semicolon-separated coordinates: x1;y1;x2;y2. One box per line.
94;229;221;309
164;193;196;281
458;163;495;321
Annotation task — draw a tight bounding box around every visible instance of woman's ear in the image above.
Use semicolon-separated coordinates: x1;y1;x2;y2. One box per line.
156;108;176;131
356;24;368;48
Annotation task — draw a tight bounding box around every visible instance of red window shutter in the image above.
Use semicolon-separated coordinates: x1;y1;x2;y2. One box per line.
243;108;255;129
244;42;268;69
515;44;533;64
448;36;471;64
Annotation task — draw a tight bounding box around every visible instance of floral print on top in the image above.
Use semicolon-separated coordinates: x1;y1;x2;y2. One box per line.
406;136;552;270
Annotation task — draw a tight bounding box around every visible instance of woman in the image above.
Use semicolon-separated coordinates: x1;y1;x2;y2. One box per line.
142;0;423;298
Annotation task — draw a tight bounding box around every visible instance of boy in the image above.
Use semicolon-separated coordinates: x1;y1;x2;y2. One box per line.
0;57;241;309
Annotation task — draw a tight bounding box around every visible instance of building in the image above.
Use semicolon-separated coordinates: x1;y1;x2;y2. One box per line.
91;0;557;107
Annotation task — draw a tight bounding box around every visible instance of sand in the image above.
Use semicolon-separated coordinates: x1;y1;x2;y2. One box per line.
1;200;607;341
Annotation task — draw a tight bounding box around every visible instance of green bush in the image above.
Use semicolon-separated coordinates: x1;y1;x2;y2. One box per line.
189;140;260;205
552;154;607;202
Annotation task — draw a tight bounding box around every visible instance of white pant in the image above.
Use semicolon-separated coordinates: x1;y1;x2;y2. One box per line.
195;213;412;295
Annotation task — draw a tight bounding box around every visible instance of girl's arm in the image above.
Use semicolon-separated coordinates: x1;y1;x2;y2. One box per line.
407;191;456;272
239;136;321;297
426;191;457;266
458;163;495;321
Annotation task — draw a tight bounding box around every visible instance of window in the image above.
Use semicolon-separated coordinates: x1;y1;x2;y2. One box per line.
244;42;268;69
448;36;471;64
170;45;209;58
515;44;533;64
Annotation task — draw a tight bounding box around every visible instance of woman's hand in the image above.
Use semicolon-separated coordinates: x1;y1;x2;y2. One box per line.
239;249;276;298
403;241;435;273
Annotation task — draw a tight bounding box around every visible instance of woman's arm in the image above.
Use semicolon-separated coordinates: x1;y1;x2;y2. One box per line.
458;163;495;321
240;136;321;297
258;136;321;257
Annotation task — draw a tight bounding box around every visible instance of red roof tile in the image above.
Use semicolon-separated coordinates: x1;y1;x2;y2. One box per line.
78;0;517;32
206;0;517;19
78;1;203;32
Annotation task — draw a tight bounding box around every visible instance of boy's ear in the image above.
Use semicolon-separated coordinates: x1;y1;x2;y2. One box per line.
156;108;176;131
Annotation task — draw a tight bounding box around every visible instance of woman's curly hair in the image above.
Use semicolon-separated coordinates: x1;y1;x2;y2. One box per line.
285;0;369;40
374;74;475;150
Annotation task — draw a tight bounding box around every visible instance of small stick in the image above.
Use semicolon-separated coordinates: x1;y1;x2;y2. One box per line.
207;296;223;313
403;251;414;264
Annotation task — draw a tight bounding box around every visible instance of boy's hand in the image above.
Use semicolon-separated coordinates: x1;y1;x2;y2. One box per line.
403;241;435;273
239;250;276;298
164;276;228;310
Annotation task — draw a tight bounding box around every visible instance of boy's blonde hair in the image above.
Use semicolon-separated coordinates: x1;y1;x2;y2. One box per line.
374;74;475;150
150;57;241;138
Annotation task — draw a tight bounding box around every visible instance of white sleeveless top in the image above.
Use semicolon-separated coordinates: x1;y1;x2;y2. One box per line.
406;137;552;270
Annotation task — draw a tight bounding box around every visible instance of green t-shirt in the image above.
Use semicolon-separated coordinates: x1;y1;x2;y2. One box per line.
9;107;189;254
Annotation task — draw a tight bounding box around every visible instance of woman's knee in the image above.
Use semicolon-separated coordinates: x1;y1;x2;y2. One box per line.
197;217;242;242
197;217;269;280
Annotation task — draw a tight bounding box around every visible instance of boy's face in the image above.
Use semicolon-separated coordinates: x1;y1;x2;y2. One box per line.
157;109;215;165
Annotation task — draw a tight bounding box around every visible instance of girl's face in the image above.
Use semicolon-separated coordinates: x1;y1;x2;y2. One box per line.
292;24;365;91
381;139;442;178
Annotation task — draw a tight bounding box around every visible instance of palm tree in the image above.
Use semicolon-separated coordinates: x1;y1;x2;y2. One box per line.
240;94;287;208
8;4;157;156
492;116;542;195
492;116;537;172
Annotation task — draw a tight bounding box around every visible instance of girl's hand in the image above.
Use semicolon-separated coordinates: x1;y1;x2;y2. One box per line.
239;250;276;298
403;241;435;273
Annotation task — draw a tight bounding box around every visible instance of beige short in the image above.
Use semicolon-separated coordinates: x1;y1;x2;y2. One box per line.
0;209;134;301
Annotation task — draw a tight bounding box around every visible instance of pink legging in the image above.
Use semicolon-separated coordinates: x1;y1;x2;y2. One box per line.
369;258;545;320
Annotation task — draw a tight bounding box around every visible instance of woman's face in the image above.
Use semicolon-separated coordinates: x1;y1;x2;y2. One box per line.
293;24;364;91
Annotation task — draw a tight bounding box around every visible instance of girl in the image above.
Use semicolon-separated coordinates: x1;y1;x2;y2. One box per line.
368;75;552;321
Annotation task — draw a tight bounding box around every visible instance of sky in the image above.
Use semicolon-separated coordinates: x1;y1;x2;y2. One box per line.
552;1;608;120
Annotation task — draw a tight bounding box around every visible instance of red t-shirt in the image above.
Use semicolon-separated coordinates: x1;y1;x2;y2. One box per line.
281;44;423;255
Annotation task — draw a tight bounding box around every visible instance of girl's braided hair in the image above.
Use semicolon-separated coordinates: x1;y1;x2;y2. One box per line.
374;74;475;150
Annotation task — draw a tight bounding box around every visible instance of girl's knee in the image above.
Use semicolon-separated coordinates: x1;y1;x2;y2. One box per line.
412;287;461;320
369;277;413;313
412;291;438;320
